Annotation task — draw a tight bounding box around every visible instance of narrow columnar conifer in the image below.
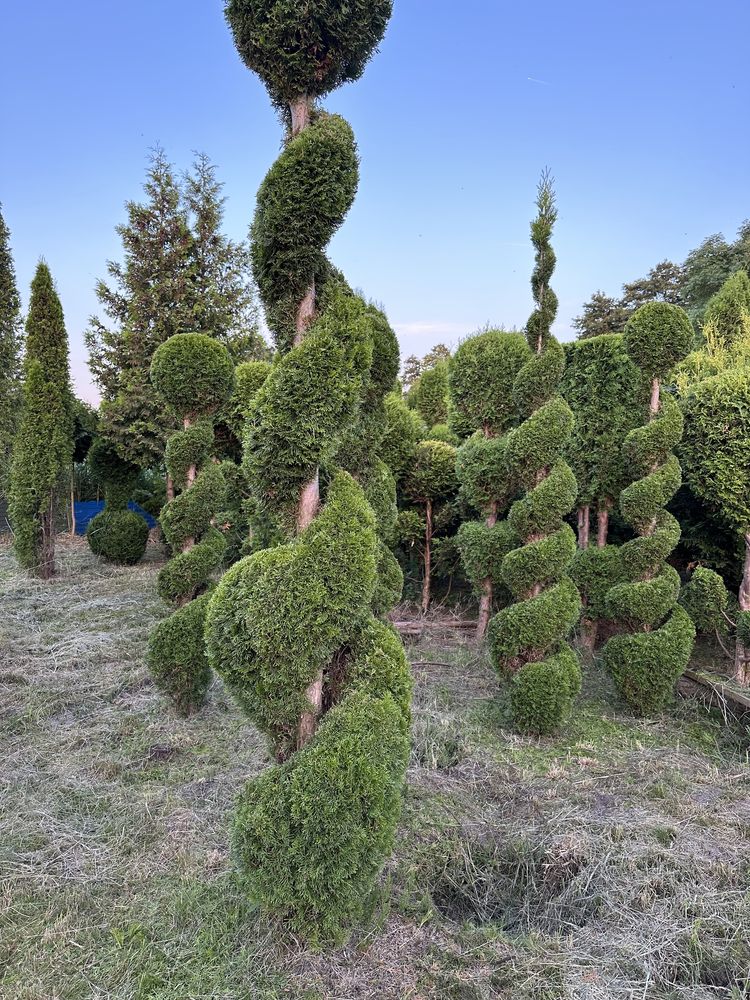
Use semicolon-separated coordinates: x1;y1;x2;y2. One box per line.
148;334;234;715
603;303;695;712
205;0;411;940
451;330;531;637
0;206;23;490
8;263;73;578
487;175;582;735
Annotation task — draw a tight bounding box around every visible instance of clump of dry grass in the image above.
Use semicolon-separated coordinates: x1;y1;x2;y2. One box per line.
1;539;749;999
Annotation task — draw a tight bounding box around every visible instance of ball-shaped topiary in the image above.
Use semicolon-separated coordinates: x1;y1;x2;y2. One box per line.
205;2;410;940
85;438;148;565
603;304;695;712
487;175;582;734
148;334;233;715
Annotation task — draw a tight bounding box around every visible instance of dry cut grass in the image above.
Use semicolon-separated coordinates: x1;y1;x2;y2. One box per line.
1;538;749;1000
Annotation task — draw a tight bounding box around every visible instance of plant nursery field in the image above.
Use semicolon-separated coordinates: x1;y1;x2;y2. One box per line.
1;539;749;1000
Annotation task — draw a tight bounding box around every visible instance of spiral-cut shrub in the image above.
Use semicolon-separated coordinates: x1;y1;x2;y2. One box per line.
451;330;531;636
86;439;148;565
147;334;233;715
603;303;695;712
487;175;582;735
206;3;410;940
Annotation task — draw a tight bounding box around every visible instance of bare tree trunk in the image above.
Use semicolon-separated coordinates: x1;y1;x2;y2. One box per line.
38;493;55;579
290;94;312;136
421;499;433;615
476;501;497;640
70;473;76;537
649;377;661;417
735;532;750;686
597;500;611;548
166;475;174;502
577;505;590;549
181;417;197;555
580;618;598;652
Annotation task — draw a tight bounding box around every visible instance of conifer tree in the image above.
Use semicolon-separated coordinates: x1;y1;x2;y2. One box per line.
451;330;531;636
8;263;73;577
85;439;149;565
603;303;695;712
412;359;450;429
487;174;582;734
204;0;411;938
148;334;233;714
0;206;23;492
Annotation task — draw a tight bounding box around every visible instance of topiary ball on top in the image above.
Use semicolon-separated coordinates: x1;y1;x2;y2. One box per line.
87;509;149;565
623;302;694;380
151;333;235;419
225;0;393;104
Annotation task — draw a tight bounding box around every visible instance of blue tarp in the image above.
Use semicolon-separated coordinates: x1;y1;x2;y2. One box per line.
74;501;157;535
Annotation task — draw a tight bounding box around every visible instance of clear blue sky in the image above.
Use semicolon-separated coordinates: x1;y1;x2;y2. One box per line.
2;1;748;404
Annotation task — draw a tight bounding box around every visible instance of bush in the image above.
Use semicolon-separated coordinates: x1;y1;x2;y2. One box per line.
510;647;582;736
623;302;694;380
86;509;149;565
151;333;234;417
680;567;729;634
148;592;213;716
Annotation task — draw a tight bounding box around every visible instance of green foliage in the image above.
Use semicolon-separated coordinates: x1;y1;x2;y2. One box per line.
231;689;408;942
427;422;459;445
381;392;426;482
372;541;404;617
0;205;22;492
403;439;458;504
86;509;149;565
570;545;625;621
702;270;750;347
450;330;530;434
680;567;729;634
87;438;140;510
151;334;235;419
412;361;449;428
456;433;510;512
487;174;581;734
8;263;73;575
681;368;750;531
623;302;694;380
457;519;517;592
604;605;696;714
561;334;643;506
148;592;213;717
510;647;582;736
225;0;392;104
229;360;273;431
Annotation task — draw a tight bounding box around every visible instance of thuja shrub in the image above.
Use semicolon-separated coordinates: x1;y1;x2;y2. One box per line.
451;330;531;636
206;0;410;941
86;439;148;565
603;303;695;712
487;175;582;735
147;333;233;715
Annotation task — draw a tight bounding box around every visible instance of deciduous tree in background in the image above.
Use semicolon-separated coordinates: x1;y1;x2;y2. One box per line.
8;263;73;577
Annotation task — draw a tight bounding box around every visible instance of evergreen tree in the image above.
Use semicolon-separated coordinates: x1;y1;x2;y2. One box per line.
701;270;750;348
451;330;531;636
85;150;265;468
573;291;629;339
487;174;582;735
602;303;695;712
412;359;449;428
0;205;23;491
8;263;73;578
204;0;411;939
85;439;149;565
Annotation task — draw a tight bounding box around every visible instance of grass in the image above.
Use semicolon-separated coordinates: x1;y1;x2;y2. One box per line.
1;538;750;999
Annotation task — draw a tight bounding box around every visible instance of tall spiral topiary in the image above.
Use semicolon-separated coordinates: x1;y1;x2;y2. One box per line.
487;174;582;735
602;302;695;713
205;0;411;939
451;330;531;637
86;439;149;565
148;333;234;715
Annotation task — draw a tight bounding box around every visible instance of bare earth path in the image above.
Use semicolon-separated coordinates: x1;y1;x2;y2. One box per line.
1;540;748;999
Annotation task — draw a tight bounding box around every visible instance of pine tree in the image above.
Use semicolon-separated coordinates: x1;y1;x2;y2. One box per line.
0;205;23;492
86;150;265;467
204;0;411;939
8;263;73;577
602;303;695;712
487;174;582;734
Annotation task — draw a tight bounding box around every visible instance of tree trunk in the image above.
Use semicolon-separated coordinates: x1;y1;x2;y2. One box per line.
421;499;433;615
290;94;312;136
38;493;55;579
70;474;76;537
577;505;590;549
580;617;598;652
181;417;197;555
166;475;174;502
735;531;750;686
476;501;497;640
597;500;611;548
649;377;661;418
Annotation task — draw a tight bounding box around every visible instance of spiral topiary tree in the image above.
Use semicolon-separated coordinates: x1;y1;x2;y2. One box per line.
451;330;531;637
602;302;695;712
487;174;582;735
86;439;149;565
147;333;234;715
204;0;411;939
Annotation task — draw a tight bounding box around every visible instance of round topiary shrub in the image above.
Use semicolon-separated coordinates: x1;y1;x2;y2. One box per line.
86;509;149;565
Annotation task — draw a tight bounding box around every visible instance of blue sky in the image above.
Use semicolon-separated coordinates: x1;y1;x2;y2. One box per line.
2;1;748;403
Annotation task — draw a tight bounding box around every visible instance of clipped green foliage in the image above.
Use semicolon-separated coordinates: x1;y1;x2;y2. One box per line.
680;566;729;634
488;175;581;732
702;270;750;347
403;439;458;503
456;433;511;512
623;302;694;380
603;310;694;713
148;334;232;715
86;509;149;565
427;422;459;445
450;330;530;434
570;545;625;622
457;519;517;593
381;392;426;482
225;0;392;104
412;361;449;428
